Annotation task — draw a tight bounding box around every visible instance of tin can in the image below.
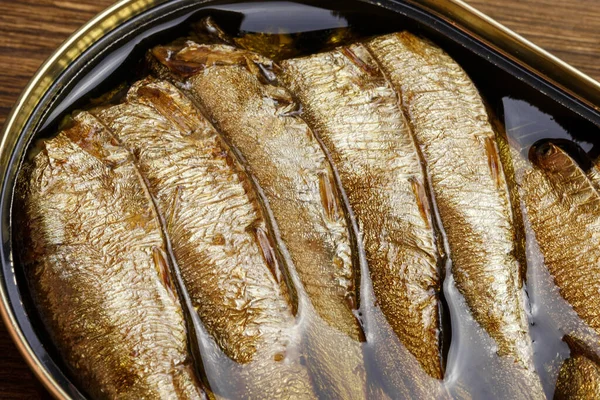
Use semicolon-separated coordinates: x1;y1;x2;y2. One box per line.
1;0;598;398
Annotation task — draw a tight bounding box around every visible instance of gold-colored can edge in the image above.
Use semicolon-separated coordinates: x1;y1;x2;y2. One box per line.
414;0;600;111
1;0;599;398
0;1;166;398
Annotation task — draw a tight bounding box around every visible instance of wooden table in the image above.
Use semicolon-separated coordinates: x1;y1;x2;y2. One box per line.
0;0;598;398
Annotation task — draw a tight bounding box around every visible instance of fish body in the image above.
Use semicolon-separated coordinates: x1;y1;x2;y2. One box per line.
15;112;205;400
92;79;314;399
366;32;540;391
554;337;600;400
523;143;600;338
554;355;600;399
149;43;366;399
279;44;444;383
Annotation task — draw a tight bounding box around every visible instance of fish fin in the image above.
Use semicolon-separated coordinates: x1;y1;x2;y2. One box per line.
152;42;273;78
252;224;282;283
319;170;341;222
152;246;178;299
409;176;433;230
151;46;206;78
341;46;378;76
484;136;504;189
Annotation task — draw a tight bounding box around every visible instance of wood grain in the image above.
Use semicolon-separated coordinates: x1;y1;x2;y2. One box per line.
469;0;600;82
0;2;115;398
0;0;598;398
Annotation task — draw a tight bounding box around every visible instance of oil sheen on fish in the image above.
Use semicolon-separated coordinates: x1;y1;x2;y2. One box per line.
554;355;600;400
366;33;539;383
523;143;600;339
15;112;205;400
279;44;444;381
149;42;366;399
91;79;315;399
554;337;600;400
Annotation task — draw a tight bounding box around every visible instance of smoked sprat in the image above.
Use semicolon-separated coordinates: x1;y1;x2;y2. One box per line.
16;17;599;400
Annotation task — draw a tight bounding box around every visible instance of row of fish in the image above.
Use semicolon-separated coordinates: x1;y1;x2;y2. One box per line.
15;24;600;399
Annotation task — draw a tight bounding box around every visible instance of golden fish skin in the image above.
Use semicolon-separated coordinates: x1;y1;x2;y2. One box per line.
280;44;443;379
15;112;205;400
554;355;600;400
91;79;315;399
586;162;600;189
523;143;600;338
554;337;600;400
492;118;529;284
366;32;538;376
149;43;366;399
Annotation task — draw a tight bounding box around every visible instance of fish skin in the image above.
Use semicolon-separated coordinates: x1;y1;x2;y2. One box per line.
586;156;600;192
554;337;600;400
15;112;205;400
148;43;358;340
366;32;539;381
523;142;600;338
91;79;315;399
554;355;600;400
279;44;444;380
493;119;529;284
149;42;367;399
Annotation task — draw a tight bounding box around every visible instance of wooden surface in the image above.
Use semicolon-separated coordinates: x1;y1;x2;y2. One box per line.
0;0;599;398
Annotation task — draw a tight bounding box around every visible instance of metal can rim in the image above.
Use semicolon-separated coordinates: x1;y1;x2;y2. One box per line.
1;0;599;398
0;2;165;398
